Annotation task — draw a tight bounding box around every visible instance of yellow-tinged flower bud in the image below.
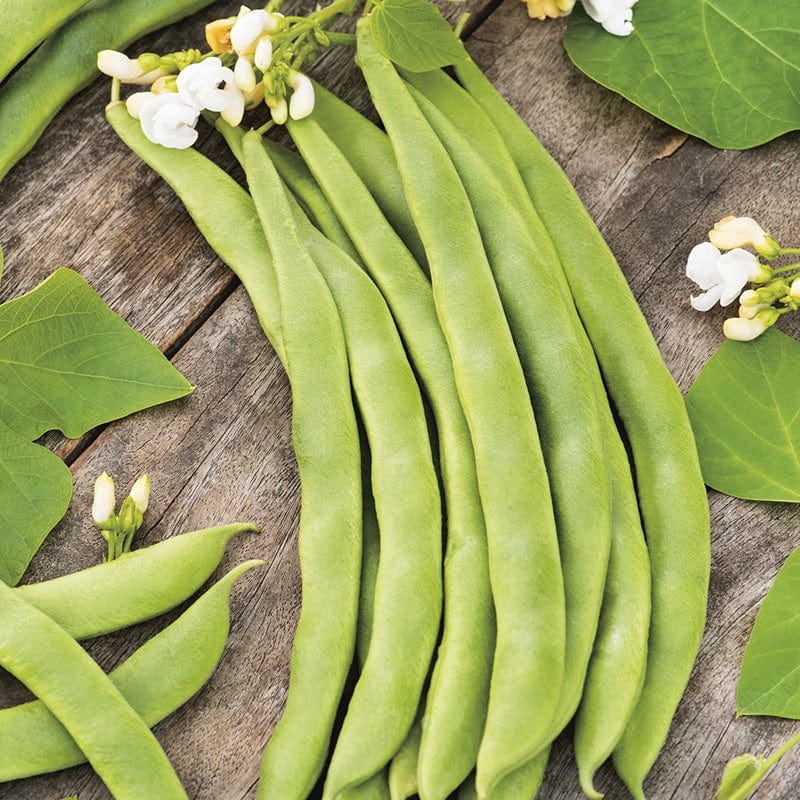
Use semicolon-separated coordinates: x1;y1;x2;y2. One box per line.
790;278;800;299
709;216;781;258
128;474;151;514
723;316;767;342
206;16;238;53
523;0;575;19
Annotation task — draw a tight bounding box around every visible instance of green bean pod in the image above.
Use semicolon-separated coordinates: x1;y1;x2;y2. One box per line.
0;582;188;798
403;67;650;800
107;103;284;362
17;522;258;639
262;137;361;263
310;81;427;269
287;113;494;800
0;0;90;83
454;55;710;800
0;0;221;182
407;72;612;763
388;721;422;800
356;20;565;797
242;130;363;800
279;172;441;798
0;559;264;782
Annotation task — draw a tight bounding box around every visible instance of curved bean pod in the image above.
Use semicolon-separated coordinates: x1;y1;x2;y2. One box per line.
242;130;363;800
107;103;284;362
454;55;710;800
17;522;257;640
0;582;188;798
0;0;219;182
287;112;493;800
388;721;422;800
407;75;612;774
0;0;89;83
403;68;650;800
281;177;442;798
356;21;565;797
0;559;264;782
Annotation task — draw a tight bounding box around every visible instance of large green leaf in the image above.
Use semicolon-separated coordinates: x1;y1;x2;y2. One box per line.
0;420;71;586
737;547;800;717
370;0;467;72
0;268;192;440
563;1;800;149
685;328;800;502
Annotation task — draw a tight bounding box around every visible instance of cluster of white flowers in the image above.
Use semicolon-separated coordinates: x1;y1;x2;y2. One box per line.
686;216;794;341
523;0;638;36
98;5;316;150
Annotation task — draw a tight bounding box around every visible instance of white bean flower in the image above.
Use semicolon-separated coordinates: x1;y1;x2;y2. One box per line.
176;57;243;117
686;242;769;311
722;316;768;342
230;8;281;54
139;93;200;149
581;0;638;36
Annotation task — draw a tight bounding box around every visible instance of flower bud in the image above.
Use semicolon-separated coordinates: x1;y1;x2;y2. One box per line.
790;278;800;299
234;56;257;92
128;474;151;514
523;0;574;19
97;50;145;81
738;302;771;320
92;471;116;526
254;37;273;71
709;216;781;257
269;97;288;125
723;316;767;342
288;72;314;120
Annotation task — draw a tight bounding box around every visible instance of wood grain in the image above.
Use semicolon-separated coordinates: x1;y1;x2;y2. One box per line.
2;0;800;798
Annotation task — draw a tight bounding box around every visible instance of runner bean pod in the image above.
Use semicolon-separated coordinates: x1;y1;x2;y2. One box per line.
242;130;363;800
454;55;710;800
287;112;494;800
0;581;188;798
0;0;219;182
17;522;257;640
356;20;565;797
0;560;264;782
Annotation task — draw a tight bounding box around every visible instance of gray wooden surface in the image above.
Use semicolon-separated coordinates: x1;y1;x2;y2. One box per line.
2;0;800;798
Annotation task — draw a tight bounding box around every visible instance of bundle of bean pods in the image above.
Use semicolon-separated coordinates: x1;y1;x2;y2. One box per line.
106;14;711;800
0;523;262;797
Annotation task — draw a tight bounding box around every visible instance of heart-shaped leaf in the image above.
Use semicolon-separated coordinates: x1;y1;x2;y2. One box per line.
0;268;192;440
685;328;800;502
0;420;71;585
737;547;800;717
563;2;800;150
370;0;467;72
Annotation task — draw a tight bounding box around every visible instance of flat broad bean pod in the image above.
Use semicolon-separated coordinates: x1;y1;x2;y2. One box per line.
241;130;363;800
0;559;264;782
287;113;493;800
16;522;257;639
107;102;284;361
356;20;565;797
0;581;188;798
404;68;650;800
453;55;710;800
0;0;222;183
281;180;442;799
0;0;90;83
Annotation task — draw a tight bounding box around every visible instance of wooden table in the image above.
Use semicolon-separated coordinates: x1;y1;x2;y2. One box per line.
2;0;800;797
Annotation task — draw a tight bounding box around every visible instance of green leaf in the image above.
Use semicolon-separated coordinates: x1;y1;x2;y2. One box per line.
563;1;800;149
370;0;467;72
685;328;800;502
737;547;800;717
0;420;71;586
714;753;767;800
0;268;192;440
